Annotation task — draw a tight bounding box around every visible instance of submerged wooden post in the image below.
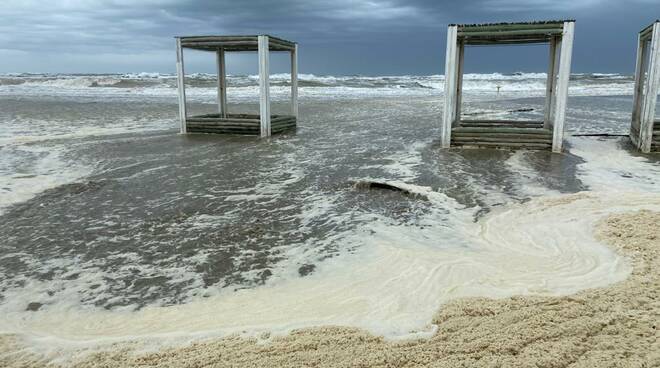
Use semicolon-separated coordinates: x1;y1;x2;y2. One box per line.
544;37;558;129
639;23;660;153
442;25;459;148
291;43;299;118
258;35;271;137
550;21;575;153
217;48;228;118
175;38;187;134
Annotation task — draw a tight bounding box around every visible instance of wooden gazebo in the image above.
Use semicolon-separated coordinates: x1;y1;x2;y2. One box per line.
631;20;660;153
175;35;298;137
441;21;575;152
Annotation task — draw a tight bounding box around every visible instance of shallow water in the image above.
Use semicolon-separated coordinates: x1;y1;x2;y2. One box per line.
0;74;659;351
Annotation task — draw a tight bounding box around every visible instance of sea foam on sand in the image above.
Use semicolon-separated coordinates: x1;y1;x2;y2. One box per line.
3;189;658;351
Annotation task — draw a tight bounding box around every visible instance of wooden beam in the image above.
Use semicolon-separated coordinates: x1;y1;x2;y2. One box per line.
463;38;553;46
456;22;566;32
640;23;660;153
175;38;187;134
550;21;575;152
291;44;299;118
459;28;563;38
442;25;458;148
258;35;271;138
217;48;228;118
544;36;558;129
453;127;551;134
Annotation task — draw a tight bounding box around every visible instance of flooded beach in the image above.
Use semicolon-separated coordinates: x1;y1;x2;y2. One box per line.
0;73;659;365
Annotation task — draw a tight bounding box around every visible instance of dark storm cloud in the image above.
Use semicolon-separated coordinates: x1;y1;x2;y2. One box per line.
0;0;658;74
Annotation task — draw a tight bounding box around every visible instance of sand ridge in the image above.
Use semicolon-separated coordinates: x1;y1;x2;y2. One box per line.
1;206;659;367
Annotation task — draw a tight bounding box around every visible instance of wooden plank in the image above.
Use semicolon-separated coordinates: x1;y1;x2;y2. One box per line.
459;28;563;38
268;38;296;51
271;117;296;124
187;123;259;128
181;40;258;47
188;130;259;135
180;36;257;42
550;21;575;152
258;35;271;137
270;116;291;123
189;113;260;119
463;38;553;46
187;126;260;132
452;137;552;144
217;48;228;118
459;124;544;128
456;22;566;32
176;38;187;134
442;25;458;148
460;119;543;124
453;127;552;134
187;122;260;128
187;118;260;123
640;23;660;153
452;142;551;149
452;133;553;139
291;44;299;118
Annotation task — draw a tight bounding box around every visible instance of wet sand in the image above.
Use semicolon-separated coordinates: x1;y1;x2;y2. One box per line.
2;203;658;367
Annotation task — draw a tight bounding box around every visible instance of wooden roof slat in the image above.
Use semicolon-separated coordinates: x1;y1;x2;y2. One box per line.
452;20;573;30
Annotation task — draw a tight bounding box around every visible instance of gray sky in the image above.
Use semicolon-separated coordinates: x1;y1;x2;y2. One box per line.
0;0;658;75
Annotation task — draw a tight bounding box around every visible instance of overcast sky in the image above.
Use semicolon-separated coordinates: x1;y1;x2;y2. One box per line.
0;0;658;75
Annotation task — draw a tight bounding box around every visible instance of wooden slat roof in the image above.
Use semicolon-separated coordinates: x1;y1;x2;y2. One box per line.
451;20;574;45
176;35;296;52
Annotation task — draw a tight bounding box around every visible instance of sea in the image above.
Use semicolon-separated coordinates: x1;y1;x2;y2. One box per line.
0;72;659;352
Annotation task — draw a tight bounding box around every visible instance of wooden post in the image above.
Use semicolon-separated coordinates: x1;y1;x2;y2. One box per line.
544;36;558;129
175;38;188;134
631;35;648;148
217;48;228;118
454;40;465;127
291;43;299;118
640;23;660;153
550;21;575;153
258;35;271;137
442;25;459;148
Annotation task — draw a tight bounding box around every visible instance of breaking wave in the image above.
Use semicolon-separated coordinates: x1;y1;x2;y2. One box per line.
0;72;635;101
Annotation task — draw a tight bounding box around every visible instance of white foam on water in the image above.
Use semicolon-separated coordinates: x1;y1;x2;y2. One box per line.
505;150;562;197
0;117;175;147
568;137;660;193
361;141;428;181
0;144;93;215
0;73;635;102
2;183;652;360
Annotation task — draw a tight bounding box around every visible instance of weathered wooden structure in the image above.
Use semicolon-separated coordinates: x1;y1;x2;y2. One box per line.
441;21;575;152
631;20;660;153
175;35;298;137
